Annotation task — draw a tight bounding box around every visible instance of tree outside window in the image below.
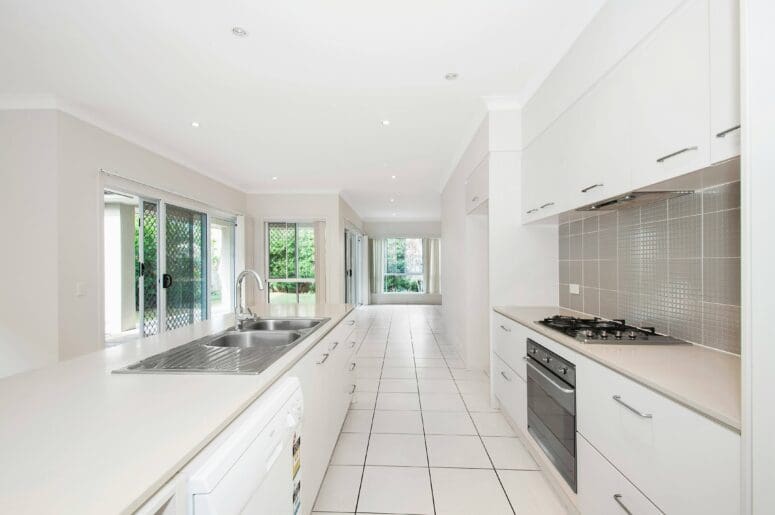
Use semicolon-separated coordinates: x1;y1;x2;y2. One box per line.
384;238;424;293
267;222;316;303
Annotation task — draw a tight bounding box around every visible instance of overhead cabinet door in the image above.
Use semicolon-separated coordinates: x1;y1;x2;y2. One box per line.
709;0;741;162
629;0;711;189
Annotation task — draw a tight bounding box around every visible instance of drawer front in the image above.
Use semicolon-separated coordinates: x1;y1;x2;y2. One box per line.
492;313;527;380
578;435;663;515
493;354;527;434
578;359;740;515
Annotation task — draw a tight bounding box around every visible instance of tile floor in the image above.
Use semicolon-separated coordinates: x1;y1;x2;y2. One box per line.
313;305;567;515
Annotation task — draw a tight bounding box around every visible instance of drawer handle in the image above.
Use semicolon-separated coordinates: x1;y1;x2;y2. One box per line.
539;202;555;209
499;325;511;333
472;196;479;203
316;353;330;365
716;124;741;138
349;362;356;371
329;341;339;351
656;146;697;163
526;208;539;214
581;183;603;193
346;320;355;325
349;384;357;394
613;395;652;419
613;494;633;514
500;370;512;382
350;340;357;348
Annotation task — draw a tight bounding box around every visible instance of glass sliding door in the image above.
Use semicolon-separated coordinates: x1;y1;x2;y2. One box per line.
164;204;208;330
139;200;160;336
209;218;236;316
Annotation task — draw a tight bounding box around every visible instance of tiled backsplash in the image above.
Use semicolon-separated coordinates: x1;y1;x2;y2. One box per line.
558;182;741;354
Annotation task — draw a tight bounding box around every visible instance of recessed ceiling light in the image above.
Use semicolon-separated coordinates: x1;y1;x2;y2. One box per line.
191;121;200;128
445;72;459;81
391;175;396;179
389;198;395;203
272;176;278;181
232;26;248;37
381;120;390;126
392;213;397;217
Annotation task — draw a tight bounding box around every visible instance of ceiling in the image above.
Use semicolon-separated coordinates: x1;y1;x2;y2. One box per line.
0;0;604;220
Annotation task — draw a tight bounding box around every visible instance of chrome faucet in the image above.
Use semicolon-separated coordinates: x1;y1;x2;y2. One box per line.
235;269;265;330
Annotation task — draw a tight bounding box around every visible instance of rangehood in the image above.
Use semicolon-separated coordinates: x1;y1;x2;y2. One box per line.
576;189;693;212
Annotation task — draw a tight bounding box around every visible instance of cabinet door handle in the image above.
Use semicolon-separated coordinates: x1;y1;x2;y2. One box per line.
346;320;355;325
500;370;511;382
499;325;511;332
349;362;356;371
349;384;357;394
656;146;698;163
472;196;479;203
716;124;741;138
526;208;539;214
349;340;357;348
316;353;330;365
329;341;339;351
581;183;604;193
613;395;652;418
613;494;633;514
539;202;555;209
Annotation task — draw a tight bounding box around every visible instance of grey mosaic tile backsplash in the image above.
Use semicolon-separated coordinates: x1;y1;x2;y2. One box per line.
558;181;741;354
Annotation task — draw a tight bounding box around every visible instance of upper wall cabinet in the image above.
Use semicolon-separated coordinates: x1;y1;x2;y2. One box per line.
522;117;568;222
629;0;711;190
465;155;489;213
709;0;741;162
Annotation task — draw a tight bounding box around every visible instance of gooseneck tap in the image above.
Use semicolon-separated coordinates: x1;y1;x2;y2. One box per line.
234;270;265;330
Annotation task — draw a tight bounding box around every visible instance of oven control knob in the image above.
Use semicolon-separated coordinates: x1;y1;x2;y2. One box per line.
628;331;638;340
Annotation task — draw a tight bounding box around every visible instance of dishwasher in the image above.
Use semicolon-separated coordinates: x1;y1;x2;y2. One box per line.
186;377;304;515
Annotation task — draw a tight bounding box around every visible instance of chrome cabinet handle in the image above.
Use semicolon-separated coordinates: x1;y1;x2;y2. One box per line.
349;362;356;371
716;124;741;138
540;202;555;209
329;341;339;351
500;370;511;382
472;196;479;203
316;353;330;365
499;325;511;332
656;146;698;163
613;395;652;418
349;384;357;394
581;183;604;193
613;494;633;514
526;208;539;214
346;320;355;325
349;340;357;348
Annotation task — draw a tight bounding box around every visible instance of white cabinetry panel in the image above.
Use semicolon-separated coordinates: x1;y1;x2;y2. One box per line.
493;354;527;434
709;0;741;162
465;156;489;213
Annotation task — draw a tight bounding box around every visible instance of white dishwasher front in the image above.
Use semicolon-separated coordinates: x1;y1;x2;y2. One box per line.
187;377;303;515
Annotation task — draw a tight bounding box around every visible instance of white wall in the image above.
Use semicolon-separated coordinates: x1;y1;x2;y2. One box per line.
0;110;59;378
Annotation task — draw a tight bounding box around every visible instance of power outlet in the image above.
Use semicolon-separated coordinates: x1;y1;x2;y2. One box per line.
569;284;580;295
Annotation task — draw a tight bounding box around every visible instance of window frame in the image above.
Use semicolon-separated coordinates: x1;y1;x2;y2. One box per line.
265;221;317;304
382;237;425;294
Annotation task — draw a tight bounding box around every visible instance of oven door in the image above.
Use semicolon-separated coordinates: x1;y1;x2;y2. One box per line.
526;358;577;491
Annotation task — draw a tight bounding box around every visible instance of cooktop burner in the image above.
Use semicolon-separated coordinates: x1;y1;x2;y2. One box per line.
537;315;689;345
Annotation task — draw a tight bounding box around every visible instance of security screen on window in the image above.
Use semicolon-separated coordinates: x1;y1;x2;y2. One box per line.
384;238;424;293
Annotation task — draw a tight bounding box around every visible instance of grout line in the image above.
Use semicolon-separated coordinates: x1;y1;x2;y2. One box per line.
410;317;437;515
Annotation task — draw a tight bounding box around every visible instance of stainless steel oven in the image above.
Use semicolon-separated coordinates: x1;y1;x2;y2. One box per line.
525;338;576;491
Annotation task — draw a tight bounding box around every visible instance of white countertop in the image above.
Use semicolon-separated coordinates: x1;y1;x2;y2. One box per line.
0;303;353;515
494;306;741;432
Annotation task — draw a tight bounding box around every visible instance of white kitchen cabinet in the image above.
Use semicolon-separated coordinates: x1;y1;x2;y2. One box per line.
709;0;741;162
629;0;711;189
577;357;740;515
492;312;528;380
465;155;489;213
522;115;569;222
492;354;528;434
577;435;663;515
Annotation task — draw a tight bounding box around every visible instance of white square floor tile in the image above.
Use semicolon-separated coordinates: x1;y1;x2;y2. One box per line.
366;433;428;466
376;392;421;410
330;433;369;465
356;378;380;392
415;358;448;368
350;391;377;410
355;366;381;379
462;392;500;413
379;378;418;393
430;468;513;515
341;410;373;433
420;392;467;411
355;357;383;368
416;367;452;380
414;349;443;358
417;379;459;393
382;356;414;368
452;369;489;382
357;346;385;358
380;367;416;379
422;411;478;435
446;358;466;369
482;437;539;470
470;412;516;436
499;470;568;515
313;465;362;512
357;466;433;515
384;349;414;358
426;435;492;468
371;410;424;434
456;380;490;394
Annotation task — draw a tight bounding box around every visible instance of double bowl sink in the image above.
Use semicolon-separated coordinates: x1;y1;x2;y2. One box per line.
113;317;331;375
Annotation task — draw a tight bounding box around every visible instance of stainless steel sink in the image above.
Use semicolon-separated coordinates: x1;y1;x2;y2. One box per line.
235;317;327;332
113;317;331;375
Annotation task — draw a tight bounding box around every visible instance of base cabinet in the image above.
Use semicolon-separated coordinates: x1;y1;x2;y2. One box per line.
493;354;527;434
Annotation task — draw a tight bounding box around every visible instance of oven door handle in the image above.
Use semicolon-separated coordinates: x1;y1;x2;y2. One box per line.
526;359;576;415
526;360;574;394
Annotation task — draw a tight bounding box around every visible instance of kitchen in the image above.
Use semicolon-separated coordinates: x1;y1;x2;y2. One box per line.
0;0;773;514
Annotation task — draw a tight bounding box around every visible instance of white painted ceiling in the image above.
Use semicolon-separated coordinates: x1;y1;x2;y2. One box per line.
0;0;604;220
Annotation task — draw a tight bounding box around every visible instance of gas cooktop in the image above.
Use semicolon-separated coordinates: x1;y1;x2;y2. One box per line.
537;315;690;345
